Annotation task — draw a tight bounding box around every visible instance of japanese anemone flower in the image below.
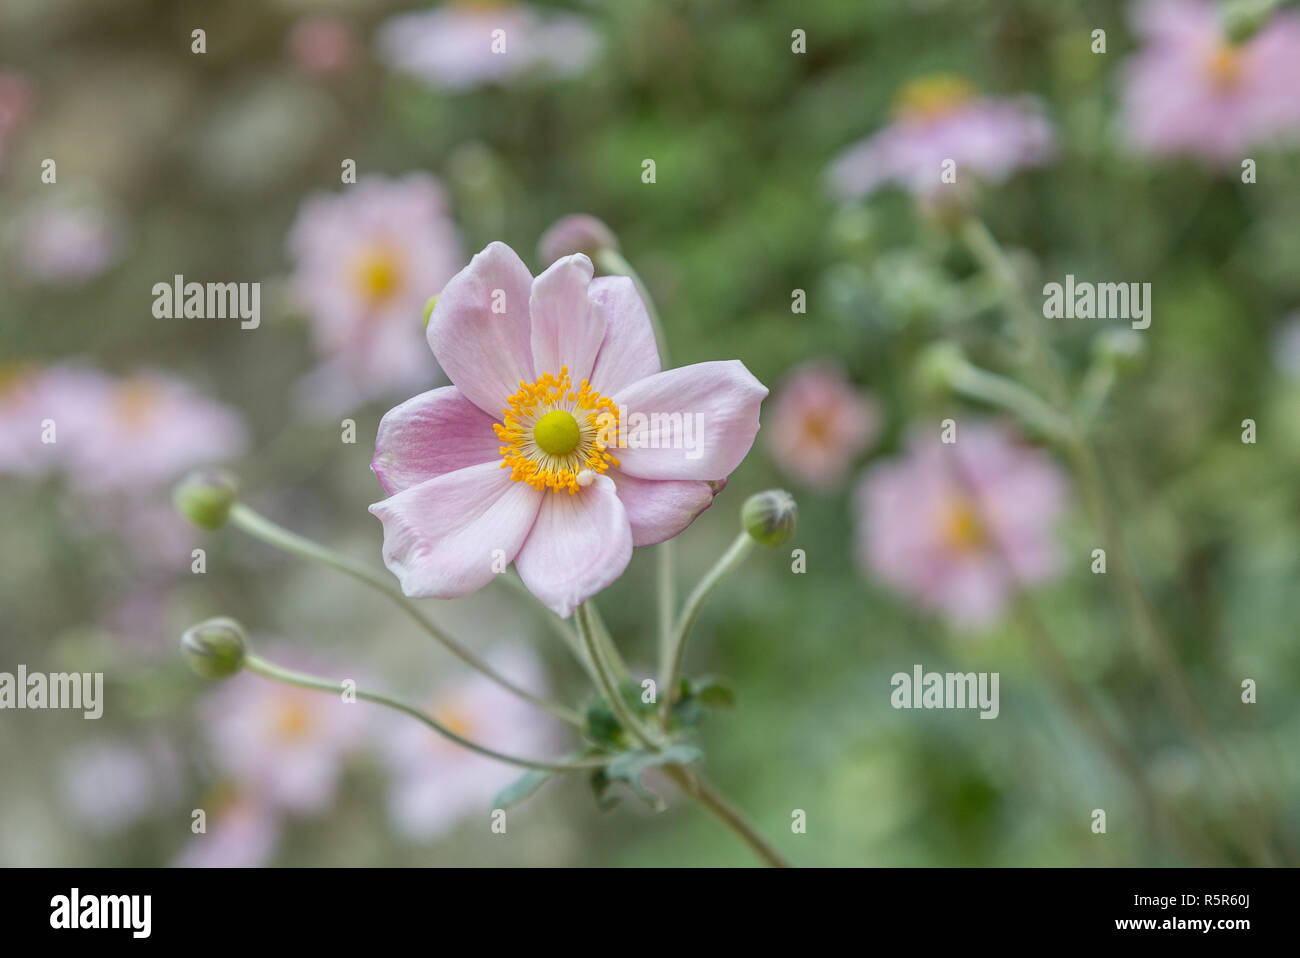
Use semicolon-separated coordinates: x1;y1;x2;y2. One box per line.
369;242;768;617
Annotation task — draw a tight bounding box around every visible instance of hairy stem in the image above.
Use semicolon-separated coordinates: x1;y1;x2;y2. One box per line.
228;503;582;727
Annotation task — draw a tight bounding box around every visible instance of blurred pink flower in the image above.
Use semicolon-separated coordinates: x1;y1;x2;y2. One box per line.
287;15;357;78
380;647;556;840
854;421;1068;631
173;791;279;868
768;361;879;491
369;242;767;617
200;666;365;816
0;363;57;477
41;365;246;496
287;174;463;414
826;75;1054;200
1121;0;1300;163
59;737;180;836
375;3;599;92
11;199;125;285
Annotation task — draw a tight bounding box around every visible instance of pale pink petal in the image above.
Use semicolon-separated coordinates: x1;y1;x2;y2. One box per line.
514;475;633;617
369;461;543;598
529;254;602;382
427;242;535;416
611;361;768;480
372;386;501;495
609;469;714;547
588;276;661;395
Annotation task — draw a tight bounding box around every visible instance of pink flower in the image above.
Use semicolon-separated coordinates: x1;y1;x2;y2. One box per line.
826;74;1054;200
854;421;1067;631
0;363;57;477
173;791;279;868
380;647;556;840
1121;0;1300;163
199;666;364;816
287;174;463;413
369;242;768;617
768;361;879;491
375;3;599;92
11;199;125;285
59;737;180;836
286;15;357;78
41;365;246;496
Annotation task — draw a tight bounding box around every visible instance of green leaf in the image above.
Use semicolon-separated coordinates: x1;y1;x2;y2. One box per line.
492;768;555;811
689;676;736;708
603;744;704;809
584;699;625;748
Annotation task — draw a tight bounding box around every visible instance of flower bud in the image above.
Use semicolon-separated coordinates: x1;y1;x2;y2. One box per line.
1091;328;1146;374
173;469;239;530
181;616;248;679
742;490;797;547
422;294;438;328
538;214;619;264
916;341;968;395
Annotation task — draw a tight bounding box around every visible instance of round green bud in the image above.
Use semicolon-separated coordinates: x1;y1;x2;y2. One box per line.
173;469;239;530
180;616;248;680
1092;328;1146;374
916;341;968;395
742;490;798;547
422;295;438;328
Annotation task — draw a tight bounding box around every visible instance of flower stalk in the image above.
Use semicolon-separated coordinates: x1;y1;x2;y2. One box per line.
226;502;583;728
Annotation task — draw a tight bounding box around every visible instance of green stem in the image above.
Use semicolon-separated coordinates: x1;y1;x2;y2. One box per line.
661;532;755;722
657;539;676;700
228;502;582;728
947;358;1076;443
575;602;660;750
242;654;603;774
594;248;670;367
662;765;790;867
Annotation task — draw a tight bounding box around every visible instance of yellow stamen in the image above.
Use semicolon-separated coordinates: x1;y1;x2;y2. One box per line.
494;366;621;494
352;247;403;306
113;379;160;431
272;699;314;742
1205;43;1243;89
940;498;986;552
893;74;977;121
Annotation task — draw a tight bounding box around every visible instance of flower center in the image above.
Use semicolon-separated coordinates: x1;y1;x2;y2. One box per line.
940;498;986;552
494;366;620;494
272;699;314;742
113;379;160;431
893;74;977;121
353;247;403;305
533;409;581;456
1204;43;1244;89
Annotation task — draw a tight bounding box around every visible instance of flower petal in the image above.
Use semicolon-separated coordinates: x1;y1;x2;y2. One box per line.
529;253;602;382
514;475;633;618
369;461;543;598
588;276;661;395
427;242;535;416
611;360;768;480
371;386;502;496
609;469;714;546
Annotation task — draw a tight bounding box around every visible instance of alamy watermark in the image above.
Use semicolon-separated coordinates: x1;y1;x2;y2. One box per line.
152;274;260;329
1042;274;1151;330
891;663;1000;719
0;665;102;719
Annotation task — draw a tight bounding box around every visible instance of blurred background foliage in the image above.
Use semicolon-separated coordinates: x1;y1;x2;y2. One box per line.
1;0;1298;866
